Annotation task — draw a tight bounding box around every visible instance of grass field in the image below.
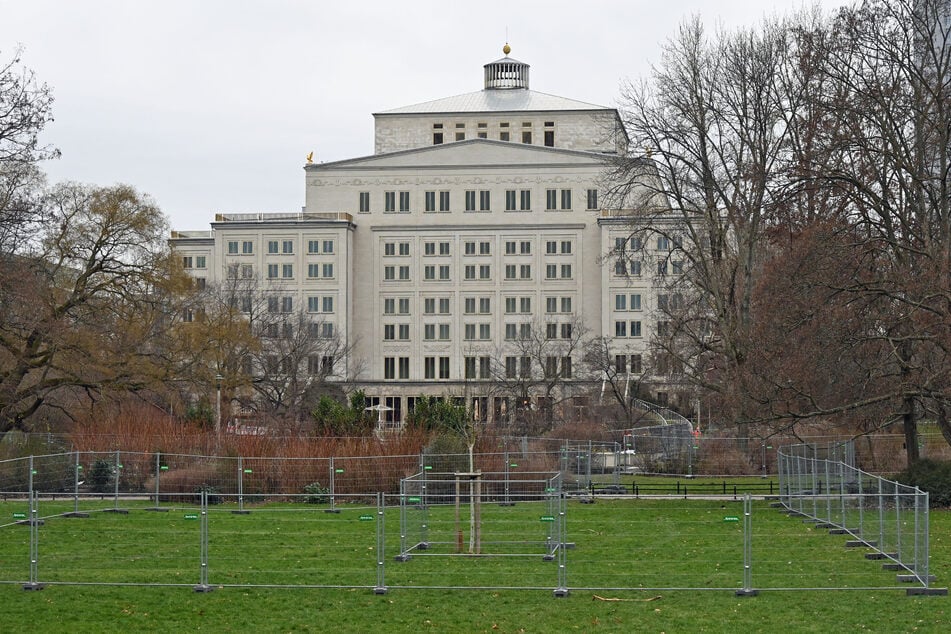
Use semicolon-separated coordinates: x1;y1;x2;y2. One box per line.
1;496;948;632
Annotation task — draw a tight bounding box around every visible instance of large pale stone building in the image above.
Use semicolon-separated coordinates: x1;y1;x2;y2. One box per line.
171;47;674;427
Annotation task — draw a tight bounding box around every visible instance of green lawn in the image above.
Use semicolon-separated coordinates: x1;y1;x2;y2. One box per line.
0;497;948;632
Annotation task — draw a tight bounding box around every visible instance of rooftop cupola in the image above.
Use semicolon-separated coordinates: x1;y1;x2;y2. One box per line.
483;43;529;90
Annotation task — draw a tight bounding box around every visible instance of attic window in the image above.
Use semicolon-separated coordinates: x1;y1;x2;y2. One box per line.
433;123;443;129
455;123;465;128
544;121;554;127
477;122;487;128
500;122;509;128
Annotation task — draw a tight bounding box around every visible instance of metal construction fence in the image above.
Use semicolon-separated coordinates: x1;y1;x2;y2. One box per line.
777;441;946;595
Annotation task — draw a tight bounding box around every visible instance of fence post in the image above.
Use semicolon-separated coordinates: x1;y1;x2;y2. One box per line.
63;451;89;519
193;489;214;592
22;489;45;591
736;493;757;596
553;492;568;598
374;492;387;594
326;457;341;513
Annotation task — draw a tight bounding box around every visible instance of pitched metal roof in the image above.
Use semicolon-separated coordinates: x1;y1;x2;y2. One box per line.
374;88;611;116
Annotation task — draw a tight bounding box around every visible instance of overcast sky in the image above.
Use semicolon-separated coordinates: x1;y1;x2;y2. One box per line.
2;0;850;231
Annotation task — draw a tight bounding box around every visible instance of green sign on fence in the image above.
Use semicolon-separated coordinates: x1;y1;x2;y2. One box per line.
510;463;518;468
13;513;26;519
723;516;740;523
160;465;169;471
244;469;252;474
423;465;432;470
335;468;344;473
408;496;420;503
359;514;373;521
540;515;555;522
184;514;199;520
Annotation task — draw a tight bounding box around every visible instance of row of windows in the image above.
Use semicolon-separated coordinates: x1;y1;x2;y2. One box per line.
379;321;575;343
226;262;336;280
382;263;574;282
260;355;335;376
613;260;684;277
263;321;335;339
383;354;574;380
614;320;670;338
182;256;207;269
383;296;574;316
387;238;576;257
433;121;556;147
359;189;598;214
226;239;335;256
614;235;683;252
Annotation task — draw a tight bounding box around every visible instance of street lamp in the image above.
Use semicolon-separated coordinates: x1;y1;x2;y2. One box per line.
215;374;223;437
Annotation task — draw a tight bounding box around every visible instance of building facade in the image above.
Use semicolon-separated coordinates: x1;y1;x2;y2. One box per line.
171;48;677;428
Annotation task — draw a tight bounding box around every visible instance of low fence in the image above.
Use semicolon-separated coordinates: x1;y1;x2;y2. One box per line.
777;441;945;595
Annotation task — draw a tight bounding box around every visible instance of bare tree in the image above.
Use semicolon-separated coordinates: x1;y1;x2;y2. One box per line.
0;48;59;254
488;314;591;434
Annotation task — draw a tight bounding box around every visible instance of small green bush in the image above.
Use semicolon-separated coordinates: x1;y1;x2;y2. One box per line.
304;481;330;504
894;459;951;508
89;459;114;493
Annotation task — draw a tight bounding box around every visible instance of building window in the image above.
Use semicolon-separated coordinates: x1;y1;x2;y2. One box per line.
505;241;516;255
657;236;670;251
561;189;571;210
561;264;572;279
615;321;627;337
321;322;334;339
546;297;557;313
433;132;443;144
425;191;436;212
464;241;476;256
546;264;557;279
586;189;598;210
323;297;334;313
464;323;476;340
520;356;531;378
268;240;279;254
385;191;396;212
615;294;627;310
546;240;557;254
424;324;436;340
546;323;558;339
282;240;294;254
505;190;516;211
267;264;279;279
227;241;238;254
465;265;476;280
544;129;554;147
282;264;293;279
399;242;410;256
242;241;253;254
522;131;532;144
631;354;643;374
398;324;410;340
439;298;450;314
505;264;516;280
465;190;476;211
439;265;450;280
424;356;436;379
308;240;320;254
480;190;491;211
439;356;450;379
384;266;394;280
439;191;450;211
322;263;333;278
398;266;409;280
384;357;396;380
520;240;531;255
424;242;435;256
560;297;572;313
182;256;193;269
505;357;517;378
520;297;531;313
520;264;531;279
399;191;410;212
423;298;435;314
384;242;396;256
465;356;477;379
500;131;510;141
359;191;370;212
399;298;410;314
631;321;642;337
466;297;477;314
561;240;572;254
455;132;465;141
479;241;491;255
520;189;531;211
424;265;436;280
439;323;450;340
384;298;395;314
479;297;491;313
479;265;490;280
384;324;395;340
546;189;557;211
505;323;517;340
195;256;205;268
